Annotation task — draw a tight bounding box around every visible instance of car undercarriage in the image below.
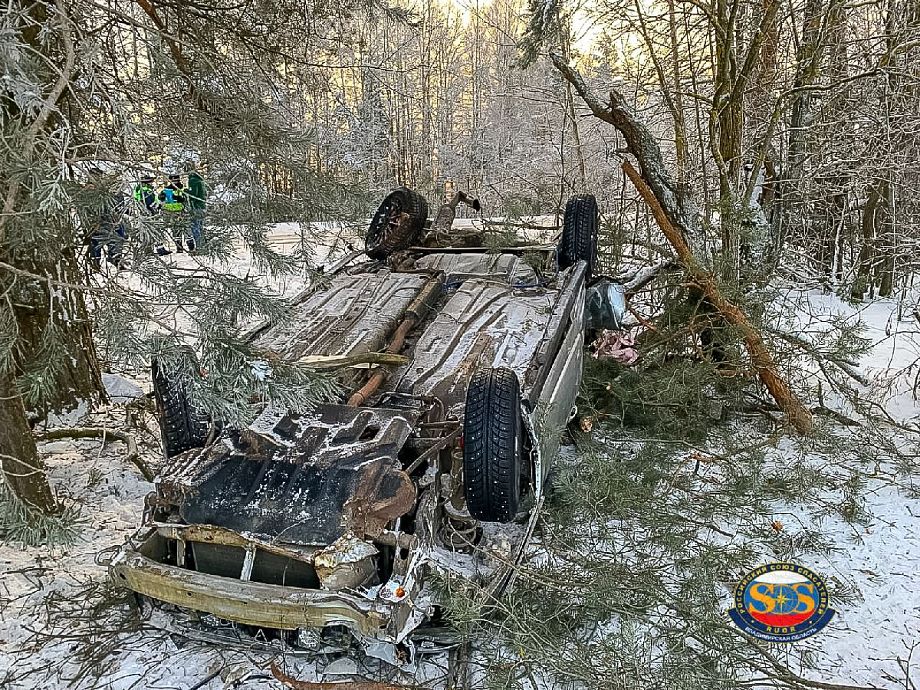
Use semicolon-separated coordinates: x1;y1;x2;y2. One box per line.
109;189;617;659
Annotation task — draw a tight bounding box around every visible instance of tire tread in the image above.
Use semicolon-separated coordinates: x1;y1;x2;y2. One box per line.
366;187;429;259
462;367;522;522
152;360;210;458
558;194;599;276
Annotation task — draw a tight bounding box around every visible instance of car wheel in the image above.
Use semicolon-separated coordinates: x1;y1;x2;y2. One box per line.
558;193;598;276
152;357;211;458
462;367;523;522
366;187;429;260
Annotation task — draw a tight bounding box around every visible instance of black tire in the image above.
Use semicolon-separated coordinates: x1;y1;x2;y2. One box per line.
366;187;429;259
462;367;523;523
558;194;599;276
152;358;210;458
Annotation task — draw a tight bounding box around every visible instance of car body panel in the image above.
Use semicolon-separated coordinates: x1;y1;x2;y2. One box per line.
251;270;428;364
112;239;596;649
161;405;418;547
396;280;555;410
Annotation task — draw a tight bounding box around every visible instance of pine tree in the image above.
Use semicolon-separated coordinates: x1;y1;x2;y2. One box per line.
0;0;365;533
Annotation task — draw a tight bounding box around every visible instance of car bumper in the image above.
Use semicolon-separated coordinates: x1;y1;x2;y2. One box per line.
108;528;417;638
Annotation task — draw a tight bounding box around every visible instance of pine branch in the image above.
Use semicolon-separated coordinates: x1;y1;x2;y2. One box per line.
0;0;76;245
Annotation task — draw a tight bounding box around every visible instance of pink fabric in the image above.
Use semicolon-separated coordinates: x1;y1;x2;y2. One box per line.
592;330;639;365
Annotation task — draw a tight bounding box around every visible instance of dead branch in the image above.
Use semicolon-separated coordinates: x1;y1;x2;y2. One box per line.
270;662;429;690
618;259;680;295
549;52;700;248
296;352;409;369
622;161;813;434
35;428;154;481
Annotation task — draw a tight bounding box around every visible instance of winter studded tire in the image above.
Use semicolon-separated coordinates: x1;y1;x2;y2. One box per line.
558;193;599;276
152;358;211;458
365;187;429;260
462;367;523;523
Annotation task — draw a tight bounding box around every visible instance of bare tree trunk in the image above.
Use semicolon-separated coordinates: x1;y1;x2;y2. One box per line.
877;177;895;297
778;0;827;258
852;182;882;299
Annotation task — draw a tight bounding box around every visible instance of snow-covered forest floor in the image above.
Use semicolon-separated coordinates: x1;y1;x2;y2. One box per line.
0;227;918;689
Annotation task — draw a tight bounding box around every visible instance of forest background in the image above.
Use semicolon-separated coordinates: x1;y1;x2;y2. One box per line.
1;0;919;688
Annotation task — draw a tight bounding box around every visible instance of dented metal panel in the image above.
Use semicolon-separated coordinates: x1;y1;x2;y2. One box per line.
414;253;538;285
252;271;428;361
394;280;555;408
159;405;418;546
111;550;389;633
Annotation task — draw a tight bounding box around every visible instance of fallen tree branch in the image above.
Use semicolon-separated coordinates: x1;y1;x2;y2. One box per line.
617;259;680;294
549;52;700;248
550;55;812;434
270;662;428;690
35;428;154;481
621;161;813;434
767;328;871;386
296;352;409;369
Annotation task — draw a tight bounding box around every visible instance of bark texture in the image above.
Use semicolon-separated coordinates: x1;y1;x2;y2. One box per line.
9;245;106;415
0;372;58;513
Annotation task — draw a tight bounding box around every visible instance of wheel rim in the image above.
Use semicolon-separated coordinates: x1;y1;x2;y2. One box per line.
369;197;403;253
384;200;403;241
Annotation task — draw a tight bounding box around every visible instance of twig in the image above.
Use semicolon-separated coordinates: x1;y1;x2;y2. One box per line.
35;428;154;481
296;352;409;369
186;668;222;690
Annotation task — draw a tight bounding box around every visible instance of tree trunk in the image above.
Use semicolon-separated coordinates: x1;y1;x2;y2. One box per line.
623;161;813;434
10;244;106;416
0;1;105;516
876;178;895;297
0;371;58;514
852;182;882;299
778;0;826;254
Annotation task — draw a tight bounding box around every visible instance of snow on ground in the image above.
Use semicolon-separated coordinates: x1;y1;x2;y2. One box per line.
805;479;920;687
778;289;920;687
1;228;919;688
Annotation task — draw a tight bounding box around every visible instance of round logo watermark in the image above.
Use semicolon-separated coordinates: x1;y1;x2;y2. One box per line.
727;562;835;642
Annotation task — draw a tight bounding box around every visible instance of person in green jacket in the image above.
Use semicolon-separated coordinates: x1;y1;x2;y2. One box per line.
185;162;206;251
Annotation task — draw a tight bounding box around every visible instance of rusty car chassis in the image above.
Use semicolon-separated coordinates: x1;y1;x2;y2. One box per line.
110;189;606;655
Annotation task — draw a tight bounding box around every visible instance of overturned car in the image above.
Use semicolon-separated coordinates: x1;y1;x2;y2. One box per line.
110;188;622;652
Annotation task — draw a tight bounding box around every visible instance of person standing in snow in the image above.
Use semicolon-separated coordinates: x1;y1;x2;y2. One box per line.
87;169;128;269
185;162;206;251
133;174;159;215
134;173;173;256
158;173;188;252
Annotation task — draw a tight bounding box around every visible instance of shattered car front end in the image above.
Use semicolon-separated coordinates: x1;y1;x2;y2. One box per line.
112;403;446;645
